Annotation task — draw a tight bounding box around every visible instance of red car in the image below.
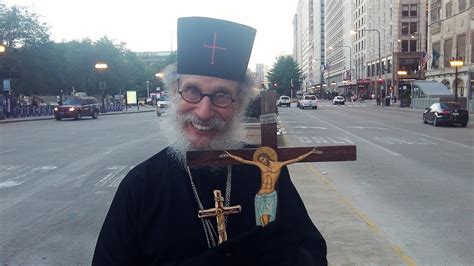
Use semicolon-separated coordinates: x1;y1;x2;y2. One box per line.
54;97;100;120
423;102;469;127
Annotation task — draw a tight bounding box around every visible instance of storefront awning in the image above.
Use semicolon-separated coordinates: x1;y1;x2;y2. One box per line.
412;80;453;97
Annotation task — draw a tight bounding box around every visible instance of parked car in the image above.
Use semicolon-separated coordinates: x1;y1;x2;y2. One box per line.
156;95;171;116
332;96;345;105
423;102;469;127
277;95;291;107
298;95;318;109
53;97;100;120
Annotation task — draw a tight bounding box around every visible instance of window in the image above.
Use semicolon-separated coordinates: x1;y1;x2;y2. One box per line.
402;5;409;16
410;40;417;52
367;65;371;77
432;42;441;69
459;0;466;11
444;38;453;67
431;0;441;22
456;34;466;61
401;22;409;35
446;2;452;17
401;40;409;52
410;4;418;16
410;22;418;34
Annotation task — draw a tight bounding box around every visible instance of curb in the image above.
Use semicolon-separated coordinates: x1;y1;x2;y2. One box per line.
0;109;155;124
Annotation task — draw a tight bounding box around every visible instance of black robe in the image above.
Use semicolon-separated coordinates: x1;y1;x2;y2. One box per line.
93;147;327;265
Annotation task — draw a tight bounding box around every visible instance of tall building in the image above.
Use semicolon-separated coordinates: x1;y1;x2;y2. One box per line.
255;63;268;88
312;0;326;86
325;0;353;95
425;0;473;111
295;0;314;90
351;0;428;102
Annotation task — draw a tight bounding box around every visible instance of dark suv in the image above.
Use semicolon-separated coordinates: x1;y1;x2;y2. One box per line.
54;97;100;120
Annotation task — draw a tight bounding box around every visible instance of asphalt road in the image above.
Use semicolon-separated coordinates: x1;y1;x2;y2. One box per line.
0;112;166;264
0;102;472;264
279;100;473;265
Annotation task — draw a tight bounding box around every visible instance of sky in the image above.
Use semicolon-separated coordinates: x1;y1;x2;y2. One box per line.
4;0;297;70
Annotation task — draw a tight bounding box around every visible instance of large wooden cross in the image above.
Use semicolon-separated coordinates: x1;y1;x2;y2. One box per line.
187;90;356;242
187;90;356;166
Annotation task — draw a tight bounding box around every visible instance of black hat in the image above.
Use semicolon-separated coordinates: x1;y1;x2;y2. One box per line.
177;17;256;82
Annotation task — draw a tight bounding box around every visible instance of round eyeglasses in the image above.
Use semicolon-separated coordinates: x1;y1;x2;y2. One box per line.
178;86;235;108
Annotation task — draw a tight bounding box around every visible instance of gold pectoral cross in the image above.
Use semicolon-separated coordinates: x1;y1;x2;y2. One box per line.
198;190;241;244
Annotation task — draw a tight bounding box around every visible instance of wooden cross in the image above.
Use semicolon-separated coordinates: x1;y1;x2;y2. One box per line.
187;90;357;166
187;90;356;240
198;190;241;244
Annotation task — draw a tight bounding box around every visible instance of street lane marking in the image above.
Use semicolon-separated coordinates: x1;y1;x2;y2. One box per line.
299;112;401;156
348;126;389;130
296;136;355;144
0;149;16;155
292;126;328;129
374;137;436;145
95;165;128;187
0;165;57;188
328;108;473;150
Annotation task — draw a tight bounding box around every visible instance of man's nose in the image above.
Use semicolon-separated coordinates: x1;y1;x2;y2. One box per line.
194;95;214;120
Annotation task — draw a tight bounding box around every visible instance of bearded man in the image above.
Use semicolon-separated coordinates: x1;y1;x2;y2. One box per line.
92;17;327;266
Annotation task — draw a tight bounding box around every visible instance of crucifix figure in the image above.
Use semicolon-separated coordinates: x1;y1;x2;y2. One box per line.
222;146;322;226
198;190;241;244
187;90;356;236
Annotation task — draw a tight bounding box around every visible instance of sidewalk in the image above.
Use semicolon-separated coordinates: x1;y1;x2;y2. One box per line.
289;162;411;265
0;106;155;124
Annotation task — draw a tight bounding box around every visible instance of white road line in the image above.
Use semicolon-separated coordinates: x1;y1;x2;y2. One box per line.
0;149;16;155
95;165;129;187
0;165;58;188
300;112;401;156
348;126;389;130
331;109;473;150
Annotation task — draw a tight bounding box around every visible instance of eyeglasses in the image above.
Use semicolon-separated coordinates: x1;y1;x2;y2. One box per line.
178;86;235;108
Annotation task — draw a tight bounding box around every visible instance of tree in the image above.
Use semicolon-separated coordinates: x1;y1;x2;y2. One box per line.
0;4;175;97
266;56;302;97
0;4;50;48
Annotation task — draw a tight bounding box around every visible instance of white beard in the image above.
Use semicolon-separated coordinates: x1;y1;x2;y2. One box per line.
158;101;245;166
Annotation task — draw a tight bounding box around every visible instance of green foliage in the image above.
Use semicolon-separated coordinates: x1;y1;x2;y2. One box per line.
0;4;176;97
0;4;50;48
266;56;302;96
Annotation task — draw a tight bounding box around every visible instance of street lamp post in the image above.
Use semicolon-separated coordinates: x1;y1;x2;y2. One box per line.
94;62;108;113
449;57;464;103
146;80;150;100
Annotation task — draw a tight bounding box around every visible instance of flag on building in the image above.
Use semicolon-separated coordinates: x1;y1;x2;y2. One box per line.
320;63;330;73
420;52;432;70
431;49;441;68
